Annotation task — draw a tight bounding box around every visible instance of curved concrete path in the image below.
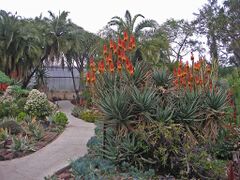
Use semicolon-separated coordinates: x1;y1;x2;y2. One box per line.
0;101;95;180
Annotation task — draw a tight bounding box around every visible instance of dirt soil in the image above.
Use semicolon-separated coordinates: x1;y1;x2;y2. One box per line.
0;130;59;161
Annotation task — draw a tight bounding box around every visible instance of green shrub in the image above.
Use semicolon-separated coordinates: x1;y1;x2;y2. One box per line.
6;85;29;98
0;71;12;84
81;88;93;107
53;112;68;127
17;112;27;123
0;100;19;118
186;150;227;179
83;34;232;178
72;107;99;123
24;89;52;118
79;109;99;123
49;101;58;114
16;97;27;112
213;126;240;160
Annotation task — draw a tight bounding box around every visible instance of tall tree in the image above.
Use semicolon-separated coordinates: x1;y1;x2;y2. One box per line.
161;19;202;61
0;10;23;75
65;22;99;101
193;0;221;64
140;29;171;65
220;0;240;66
21;11;72;87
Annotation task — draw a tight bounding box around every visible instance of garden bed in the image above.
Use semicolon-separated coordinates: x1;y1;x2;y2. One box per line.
0;84;69;161
0;129;59;160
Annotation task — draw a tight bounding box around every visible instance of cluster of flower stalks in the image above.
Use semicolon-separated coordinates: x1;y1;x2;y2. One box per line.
173;53;212;92
86;31;136;84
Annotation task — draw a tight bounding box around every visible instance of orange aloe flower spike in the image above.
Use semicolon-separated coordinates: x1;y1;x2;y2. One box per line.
109;62;115;73
86;72;91;83
117;60;122;72
91;72;96;83
123;31;128;41
103;44;108;55
109;39;114;49
128;63;134;76
130;35;136;49
113;43;117;54
118;37;122;48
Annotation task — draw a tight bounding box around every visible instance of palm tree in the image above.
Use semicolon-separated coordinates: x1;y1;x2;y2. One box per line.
140;30;171;65
108;10;158;39
0;10;24;75
21;11;72;87
65;22;99;101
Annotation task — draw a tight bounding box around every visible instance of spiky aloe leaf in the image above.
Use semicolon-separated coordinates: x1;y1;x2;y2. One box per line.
131;86;157;120
155;105;174;122
174;91;203;122
152;67;172;88
123;61;151;87
95;72;120;96
100;132;149;168
97;86;134;127
205;88;229;111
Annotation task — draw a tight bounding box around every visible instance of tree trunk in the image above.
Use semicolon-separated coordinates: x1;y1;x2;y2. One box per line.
70;68;80;103
21;55;47;88
22;67;38;88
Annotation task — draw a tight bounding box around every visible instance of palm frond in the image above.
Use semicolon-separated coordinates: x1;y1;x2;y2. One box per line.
131;14;145;33
134;19;158;38
124;10;132;29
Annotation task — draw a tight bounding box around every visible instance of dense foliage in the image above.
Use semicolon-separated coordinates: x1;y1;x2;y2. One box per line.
0;74;65;161
74;31;239;179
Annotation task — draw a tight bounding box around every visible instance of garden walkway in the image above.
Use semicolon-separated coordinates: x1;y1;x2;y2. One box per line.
0;100;95;180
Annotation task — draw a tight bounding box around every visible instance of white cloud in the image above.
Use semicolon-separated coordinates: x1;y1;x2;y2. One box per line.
1;0;208;33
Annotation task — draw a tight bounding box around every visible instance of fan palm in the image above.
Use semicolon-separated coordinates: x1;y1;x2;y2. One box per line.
108;10;158;39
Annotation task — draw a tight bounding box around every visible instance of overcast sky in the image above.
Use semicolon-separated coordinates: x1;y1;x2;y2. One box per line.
1;0;208;34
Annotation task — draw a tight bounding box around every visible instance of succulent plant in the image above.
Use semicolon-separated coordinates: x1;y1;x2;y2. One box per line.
152;67;172;88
